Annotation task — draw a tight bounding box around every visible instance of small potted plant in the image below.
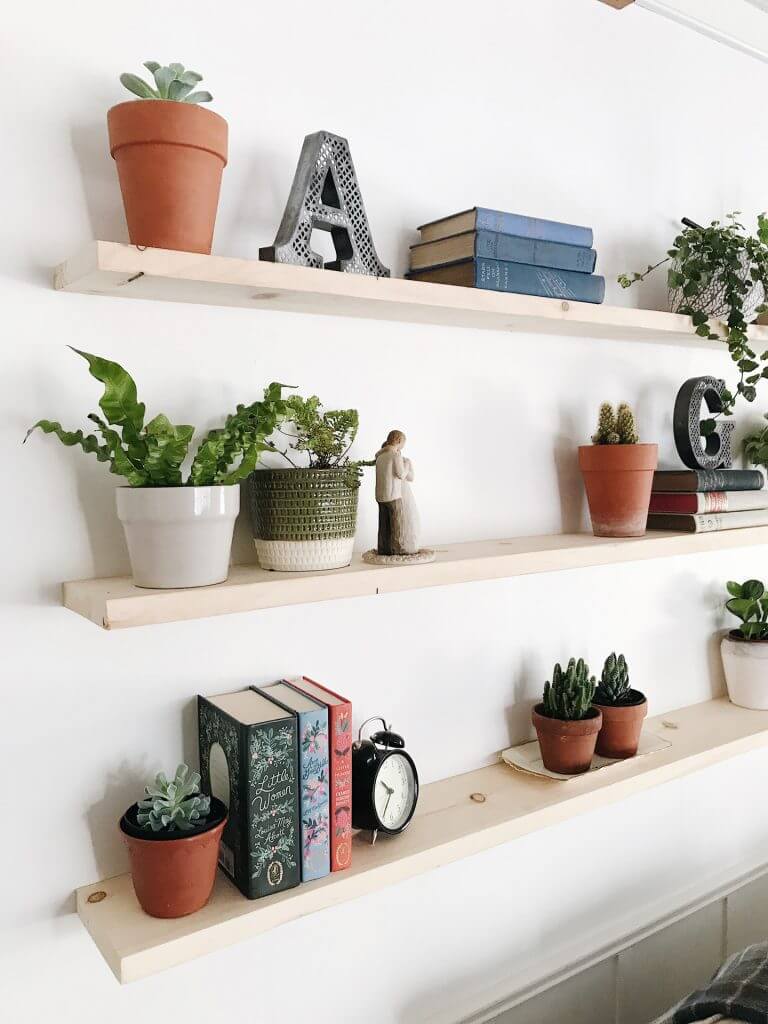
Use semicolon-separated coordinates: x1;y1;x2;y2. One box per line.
578;401;658;537
721;579;768;709
109;62;227;254
532;658;601;775
592;652;647;758
743;414;768;473
120;764;227;918
25;348;287;588
248;394;370;571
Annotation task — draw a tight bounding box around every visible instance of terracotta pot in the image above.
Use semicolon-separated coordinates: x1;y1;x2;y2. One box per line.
593;692;647;758
120;798;227;918
578;443;658;538
532;704;602;775
107;100;228;254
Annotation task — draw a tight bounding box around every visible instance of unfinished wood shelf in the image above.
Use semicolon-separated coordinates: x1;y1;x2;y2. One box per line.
64;528;768;630
77;698;768;983
55;241;768;345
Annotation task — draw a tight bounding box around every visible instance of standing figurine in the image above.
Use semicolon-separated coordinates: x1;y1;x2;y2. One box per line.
363;430;434;565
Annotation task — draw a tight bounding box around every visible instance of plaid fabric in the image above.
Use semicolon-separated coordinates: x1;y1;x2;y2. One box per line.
653;942;768;1023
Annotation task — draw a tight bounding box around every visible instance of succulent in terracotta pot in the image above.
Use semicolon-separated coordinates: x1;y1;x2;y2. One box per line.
120;764;227;918
593;652;647;758
721;579;768;710
532;658;601;775
578;401;658;538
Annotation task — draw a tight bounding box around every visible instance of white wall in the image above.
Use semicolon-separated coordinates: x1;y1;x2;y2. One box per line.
4;1;768;1021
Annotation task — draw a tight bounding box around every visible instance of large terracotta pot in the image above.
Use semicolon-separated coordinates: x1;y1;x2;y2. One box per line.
532;704;602;775
120;797;227;918
578;443;658;538
107;100;228;254
593;692;647;758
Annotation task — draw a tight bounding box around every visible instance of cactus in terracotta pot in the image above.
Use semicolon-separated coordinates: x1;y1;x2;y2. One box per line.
542;658;596;720
533;657;601;775
593;653;647;759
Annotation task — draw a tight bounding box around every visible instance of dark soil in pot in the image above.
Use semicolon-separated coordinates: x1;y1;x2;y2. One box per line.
531;704;602;775
593;690;647;758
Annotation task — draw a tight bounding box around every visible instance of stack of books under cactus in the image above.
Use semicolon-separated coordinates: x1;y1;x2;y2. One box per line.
532;653;648;775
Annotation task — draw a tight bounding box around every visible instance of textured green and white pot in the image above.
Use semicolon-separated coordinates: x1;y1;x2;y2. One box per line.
247;468;359;571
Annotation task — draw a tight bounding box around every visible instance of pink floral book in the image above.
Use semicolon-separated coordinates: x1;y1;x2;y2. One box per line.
290;677;353;873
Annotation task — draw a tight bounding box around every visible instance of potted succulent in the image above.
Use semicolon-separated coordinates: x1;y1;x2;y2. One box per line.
578;401;658;537
592;652;647;758
25;348;287;588
721;579;768;709
248;395;370;571
532;658;601;775
120;764;227;918
109;62;227;254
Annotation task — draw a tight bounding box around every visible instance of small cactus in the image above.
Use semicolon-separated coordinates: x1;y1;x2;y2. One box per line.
542;657;596;720
137;763;211;832
120;62;212;104
595;652;633;704
615;403;639;444
592;401;639;445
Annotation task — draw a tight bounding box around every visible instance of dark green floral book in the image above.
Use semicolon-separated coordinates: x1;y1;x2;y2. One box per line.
198;689;300;900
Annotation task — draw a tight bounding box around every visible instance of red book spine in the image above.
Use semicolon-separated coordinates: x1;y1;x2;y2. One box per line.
327;701;353;871
649;492;728;514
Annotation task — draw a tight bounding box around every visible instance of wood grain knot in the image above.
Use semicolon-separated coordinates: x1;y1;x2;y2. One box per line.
470;792;486;803
87;890;108;904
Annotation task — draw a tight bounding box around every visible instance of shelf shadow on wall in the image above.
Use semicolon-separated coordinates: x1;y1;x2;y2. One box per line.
70;122;127;243
553;407;586;534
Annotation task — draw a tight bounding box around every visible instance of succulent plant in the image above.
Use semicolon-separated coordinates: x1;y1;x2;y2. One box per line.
137;764;211;832
726;579;768;640
592;401;639;445
595;652;634;705
542;657;596;721
120;62;212;104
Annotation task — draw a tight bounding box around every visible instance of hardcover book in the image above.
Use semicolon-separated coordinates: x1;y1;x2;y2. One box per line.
647;509;768;533
198;689;300;900
417;207;593;248
289;677;352;872
651;469;764;493
407;257;605;304
649;491;768;514
254;682;331;882
409;230;597;274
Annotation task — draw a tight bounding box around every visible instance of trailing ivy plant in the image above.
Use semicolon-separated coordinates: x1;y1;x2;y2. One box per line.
269;394;372;486
25;348;288;487
619;214;768;423
120;61;212;104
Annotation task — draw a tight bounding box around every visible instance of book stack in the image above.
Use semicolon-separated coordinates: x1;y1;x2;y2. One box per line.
405;206;605;304
197;677;352;901
646;468;768;533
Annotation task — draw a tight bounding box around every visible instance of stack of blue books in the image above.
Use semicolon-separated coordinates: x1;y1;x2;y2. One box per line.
406;206;604;304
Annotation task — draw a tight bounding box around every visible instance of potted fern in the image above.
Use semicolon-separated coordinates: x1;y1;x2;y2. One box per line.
721;579;768;709
248;395;369;571
578;401;658;537
109;62;227;254
120;764;227;918
532;658;601;775
592;653;647;758
25;348;287;589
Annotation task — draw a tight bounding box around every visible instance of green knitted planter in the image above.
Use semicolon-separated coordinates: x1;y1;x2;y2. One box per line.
247;468;360;542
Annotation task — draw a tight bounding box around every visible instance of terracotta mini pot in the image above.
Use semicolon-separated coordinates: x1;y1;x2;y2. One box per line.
120;797;227;918
578;443;658;538
532;704;602;775
593;692;647;758
107;100;228;254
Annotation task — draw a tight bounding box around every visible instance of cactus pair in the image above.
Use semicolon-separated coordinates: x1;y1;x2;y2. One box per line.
543;652;633;719
592;402;639;445
137;763;211;832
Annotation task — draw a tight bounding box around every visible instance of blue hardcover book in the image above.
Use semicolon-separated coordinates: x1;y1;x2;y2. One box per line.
407;257;605;304
409;230;596;274
418;207;593;248
254;681;330;882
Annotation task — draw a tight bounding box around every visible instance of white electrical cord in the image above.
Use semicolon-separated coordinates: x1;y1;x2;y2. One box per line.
637;0;768;64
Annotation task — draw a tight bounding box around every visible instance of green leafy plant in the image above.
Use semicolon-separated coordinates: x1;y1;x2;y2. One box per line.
726;579;768;640
269;394;372;485
592;401;639;445
619;214;768;422
25;348;288;487
595;652;634;705
542;658;596;721
120;61;212;104
743;414;768;470
137;764;211;832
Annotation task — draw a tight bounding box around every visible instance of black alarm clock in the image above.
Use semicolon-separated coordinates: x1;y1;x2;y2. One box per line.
352;716;419;844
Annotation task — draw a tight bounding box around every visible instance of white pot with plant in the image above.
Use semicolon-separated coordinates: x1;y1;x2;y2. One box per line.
721;578;768;710
26;349;287;589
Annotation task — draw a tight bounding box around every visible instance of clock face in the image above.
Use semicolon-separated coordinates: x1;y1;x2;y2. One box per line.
374;753;417;832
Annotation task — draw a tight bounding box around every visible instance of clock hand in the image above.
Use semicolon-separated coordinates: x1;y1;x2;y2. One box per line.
381;781;394;795
382;791;393;821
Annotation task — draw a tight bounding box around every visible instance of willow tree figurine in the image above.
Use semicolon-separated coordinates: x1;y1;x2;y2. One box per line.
363;429;434;565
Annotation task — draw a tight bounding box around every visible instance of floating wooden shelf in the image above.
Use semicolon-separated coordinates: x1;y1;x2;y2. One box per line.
64;528;768;630
77;698;768;984
55;241;768;345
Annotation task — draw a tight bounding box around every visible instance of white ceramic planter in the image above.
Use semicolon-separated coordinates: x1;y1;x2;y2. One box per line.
721;633;768;710
116;486;239;589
